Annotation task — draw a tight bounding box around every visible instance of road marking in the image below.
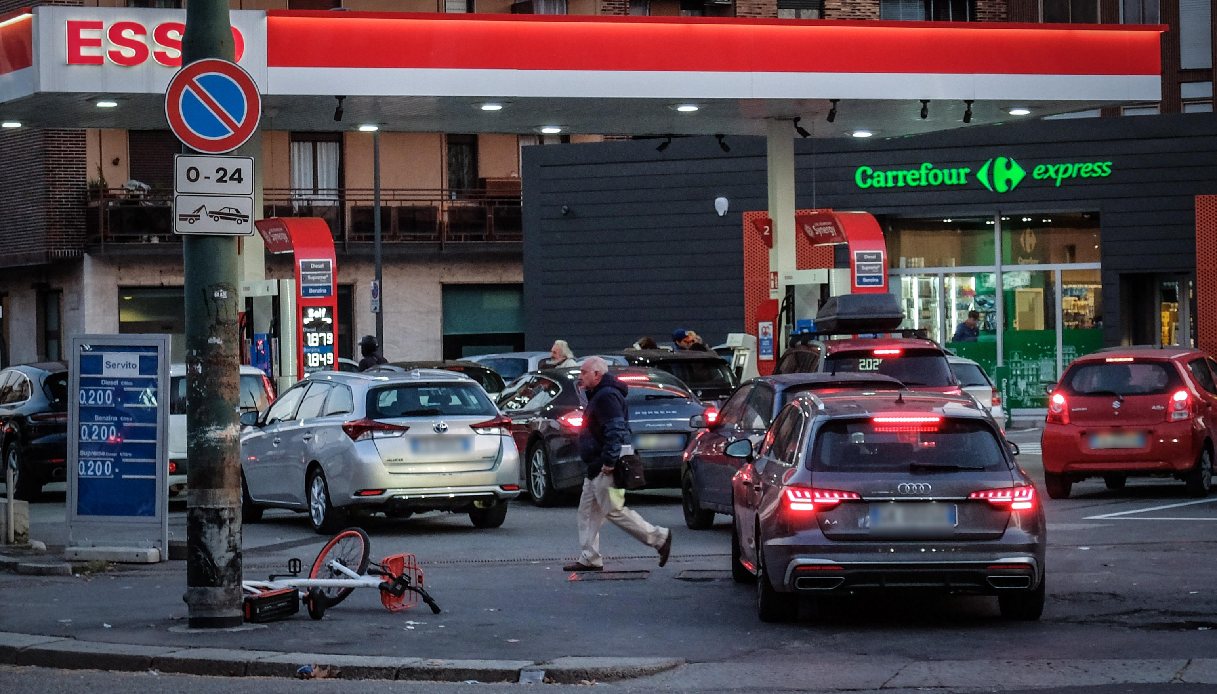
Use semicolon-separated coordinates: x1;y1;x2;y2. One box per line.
1085;497;1217;519
1017;443;1042;454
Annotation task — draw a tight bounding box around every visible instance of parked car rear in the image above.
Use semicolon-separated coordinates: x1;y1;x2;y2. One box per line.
602;349;738;405
949;356;1007;430
0;362;68;500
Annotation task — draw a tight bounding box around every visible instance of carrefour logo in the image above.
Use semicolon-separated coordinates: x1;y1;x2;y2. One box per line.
854;156;1112;194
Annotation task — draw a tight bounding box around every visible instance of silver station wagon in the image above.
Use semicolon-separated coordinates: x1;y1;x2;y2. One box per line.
239;369;521;533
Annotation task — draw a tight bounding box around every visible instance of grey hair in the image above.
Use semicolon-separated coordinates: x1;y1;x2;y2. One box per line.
581;355;609;376
552;339;575;360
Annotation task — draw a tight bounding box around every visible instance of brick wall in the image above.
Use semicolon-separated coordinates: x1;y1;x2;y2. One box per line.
823;0;878;20
0;128;87;268
736;0;777;18
974;0;1006;21
599;0;627;13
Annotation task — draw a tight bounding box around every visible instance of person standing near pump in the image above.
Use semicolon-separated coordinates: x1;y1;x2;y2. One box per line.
544;339;577;369
564;356;672;572
357;335;388;371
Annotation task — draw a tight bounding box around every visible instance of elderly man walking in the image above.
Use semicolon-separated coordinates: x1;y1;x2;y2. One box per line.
563;356;672;572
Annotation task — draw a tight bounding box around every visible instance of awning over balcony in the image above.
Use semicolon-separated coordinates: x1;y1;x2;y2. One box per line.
0;7;1164;138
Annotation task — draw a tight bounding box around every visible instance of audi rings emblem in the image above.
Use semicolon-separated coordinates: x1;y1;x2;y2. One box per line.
433;421;449;434
897;482;932;494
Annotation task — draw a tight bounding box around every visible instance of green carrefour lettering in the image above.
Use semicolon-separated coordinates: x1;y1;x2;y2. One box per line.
1031;160;1113;186
853;162;970;190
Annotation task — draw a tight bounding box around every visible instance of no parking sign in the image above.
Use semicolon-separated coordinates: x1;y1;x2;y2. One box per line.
165;58;261;154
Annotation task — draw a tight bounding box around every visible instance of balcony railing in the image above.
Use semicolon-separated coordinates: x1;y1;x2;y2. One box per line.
85;180;523;250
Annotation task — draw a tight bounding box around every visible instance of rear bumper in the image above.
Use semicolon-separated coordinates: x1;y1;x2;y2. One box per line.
350;484;522;513
780;556;1043;594
1042;422;1200;476
21;434;67;484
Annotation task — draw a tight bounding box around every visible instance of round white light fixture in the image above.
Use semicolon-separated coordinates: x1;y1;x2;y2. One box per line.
674;104;699;113
480;103;504;111
358;124;379;132
539;126;563;134
96;100;118;108
851;129;873;138
1009;107;1031;116
1;121;21;129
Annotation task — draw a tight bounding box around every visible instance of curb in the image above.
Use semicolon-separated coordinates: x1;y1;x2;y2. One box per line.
0;551;74;576
0;631;683;682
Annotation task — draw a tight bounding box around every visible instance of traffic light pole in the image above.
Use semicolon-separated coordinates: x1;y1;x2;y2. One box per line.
180;1;244;629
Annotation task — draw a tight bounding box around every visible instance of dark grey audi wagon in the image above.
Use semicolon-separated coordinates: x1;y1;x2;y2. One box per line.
728;389;1045;622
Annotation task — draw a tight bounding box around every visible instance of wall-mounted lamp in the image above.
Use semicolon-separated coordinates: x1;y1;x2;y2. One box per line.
333;95;345;122
920;100;929;120
793;117;811;138
715;134;730;152
714;197;729;217
963;99;973;124
827;99;838;123
656;136;672;152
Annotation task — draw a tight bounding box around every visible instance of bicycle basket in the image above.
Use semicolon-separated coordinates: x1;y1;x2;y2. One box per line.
379;553;425;612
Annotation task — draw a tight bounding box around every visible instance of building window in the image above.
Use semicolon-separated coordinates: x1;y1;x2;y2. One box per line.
447;134;479;195
1122;104;1160;116
445;0;474;11
1121;0;1158;23
1182;82;1213;112
129;0;182;7
290;133;342;203
778;0;823;18
629;0;650;15
881;0;972;20
511;0;567;13
442;284;525;360
1180;0;1213;69
37;289;62;361
128;131;179;190
289;0;340;7
119;287;186;361
1042;0;1098;23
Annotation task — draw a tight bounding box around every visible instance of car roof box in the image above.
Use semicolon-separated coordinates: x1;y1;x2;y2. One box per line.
814;294;905;334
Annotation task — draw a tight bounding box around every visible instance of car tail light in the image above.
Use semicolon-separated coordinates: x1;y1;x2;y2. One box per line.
29;411;67;423
991;391;1003;408
969;485;1036;511
618;375;649;382
1105;357;1134;363
342;418;409;441
871;415;941;432
703;406;719;426
1168;389;1193;422
873;348;903;356
168;460;181;475
500;484;520;492
1046;391;1069;425
354;489;386;497
558;411;584;430
471;414;511;435
783;486;860;512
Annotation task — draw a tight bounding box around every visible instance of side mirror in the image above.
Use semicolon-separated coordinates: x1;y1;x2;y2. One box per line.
1007;441;1021;456
1043;383;1056;396
689;414;707;429
239;410;261;428
724;438;754;460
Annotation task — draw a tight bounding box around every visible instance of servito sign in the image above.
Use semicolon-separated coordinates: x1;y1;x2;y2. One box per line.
853;156;1113;194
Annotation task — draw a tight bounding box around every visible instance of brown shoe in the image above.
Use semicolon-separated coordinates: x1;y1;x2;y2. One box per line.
657;530;672;567
563;561;602;572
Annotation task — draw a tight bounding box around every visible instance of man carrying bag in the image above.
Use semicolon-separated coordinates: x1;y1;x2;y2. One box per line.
563;357;672;573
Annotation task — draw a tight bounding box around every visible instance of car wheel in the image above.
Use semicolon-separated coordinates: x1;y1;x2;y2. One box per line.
1103;474;1127;491
681;468;715;530
526;444;560;507
241;474;263;523
730;517;753;584
7;445;40;502
755;530;796;622
307;469;345;535
469;499;509;529
998;576;1046;621
1044;472;1072;500
1184;449;1213;498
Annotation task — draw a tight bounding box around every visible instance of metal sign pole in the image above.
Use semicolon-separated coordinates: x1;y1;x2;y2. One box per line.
4;464;13;545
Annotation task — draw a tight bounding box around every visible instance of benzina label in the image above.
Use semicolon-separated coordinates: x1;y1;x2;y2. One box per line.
854;156;1112;194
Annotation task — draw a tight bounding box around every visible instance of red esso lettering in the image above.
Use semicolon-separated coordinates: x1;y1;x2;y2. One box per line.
67;20;245;67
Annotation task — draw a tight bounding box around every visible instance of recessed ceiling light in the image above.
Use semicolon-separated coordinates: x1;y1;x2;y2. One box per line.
357;124;379;132
851;129;873;138
96;100;118;108
480;103;504;111
1009;107;1031;116
539;126;563;134
1;121;20;129
674;104;699;113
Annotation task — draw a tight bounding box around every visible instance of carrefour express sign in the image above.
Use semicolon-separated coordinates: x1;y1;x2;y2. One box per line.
853;156;1113;194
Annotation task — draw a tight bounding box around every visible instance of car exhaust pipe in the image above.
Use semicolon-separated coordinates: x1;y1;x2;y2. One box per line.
987;575;1032;589
794;575;846;590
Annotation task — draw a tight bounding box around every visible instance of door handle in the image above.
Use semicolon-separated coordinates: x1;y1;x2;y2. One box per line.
271;437;281;446
301;434;313;442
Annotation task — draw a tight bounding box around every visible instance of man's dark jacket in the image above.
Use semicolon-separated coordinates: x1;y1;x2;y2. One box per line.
578;372;630;479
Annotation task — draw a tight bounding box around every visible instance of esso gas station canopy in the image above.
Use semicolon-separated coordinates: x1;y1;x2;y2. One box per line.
0;7;1164;137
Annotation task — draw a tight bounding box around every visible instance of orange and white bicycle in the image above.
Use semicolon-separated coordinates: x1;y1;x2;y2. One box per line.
241;527;441;622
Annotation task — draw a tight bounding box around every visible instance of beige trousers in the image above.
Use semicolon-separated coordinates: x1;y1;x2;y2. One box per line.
577;472;668;568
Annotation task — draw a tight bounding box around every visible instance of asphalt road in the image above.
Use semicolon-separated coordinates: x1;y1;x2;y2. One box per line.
3;424;1217;690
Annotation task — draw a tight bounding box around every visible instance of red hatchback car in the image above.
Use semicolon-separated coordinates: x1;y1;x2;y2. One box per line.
1042;347;1217;499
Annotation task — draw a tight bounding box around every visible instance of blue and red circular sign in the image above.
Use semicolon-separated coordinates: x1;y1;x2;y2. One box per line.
165;58;261;155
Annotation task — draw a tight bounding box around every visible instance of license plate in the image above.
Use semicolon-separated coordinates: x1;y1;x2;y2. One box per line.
633;433;687;452
1089;431;1146;449
411;437;471;454
868;502;957;529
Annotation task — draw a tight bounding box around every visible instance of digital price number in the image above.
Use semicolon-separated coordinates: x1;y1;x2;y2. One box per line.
79;387;115;406
301;305;336;374
80;423;119;442
79;459;115;478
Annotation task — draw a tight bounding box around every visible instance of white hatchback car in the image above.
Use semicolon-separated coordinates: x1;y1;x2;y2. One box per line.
169;364;276;496
948;355;1008;430
239;369;521;533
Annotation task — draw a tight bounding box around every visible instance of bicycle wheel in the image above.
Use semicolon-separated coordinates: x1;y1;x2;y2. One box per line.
309;527;371;608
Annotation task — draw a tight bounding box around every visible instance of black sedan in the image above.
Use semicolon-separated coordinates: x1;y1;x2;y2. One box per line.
499;366;711;506
0;362;69;500
367;360;506;397
681;373;902;529
600;349;738;405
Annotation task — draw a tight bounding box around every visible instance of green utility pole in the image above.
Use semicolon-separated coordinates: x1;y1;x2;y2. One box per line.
180;1;243;629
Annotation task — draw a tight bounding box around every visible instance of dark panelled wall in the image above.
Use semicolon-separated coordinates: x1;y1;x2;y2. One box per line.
523;114;1217;352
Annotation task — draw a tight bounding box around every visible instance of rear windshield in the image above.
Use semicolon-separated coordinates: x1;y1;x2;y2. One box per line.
171;374;272;415
367;383;497;418
624;382;695;404
478;358;527;381
1061;360;1182;397
43;372;69;405
810;418;1007;472
445;365;505;394
656;361;736;392
824;349;954;387
950;363;991;388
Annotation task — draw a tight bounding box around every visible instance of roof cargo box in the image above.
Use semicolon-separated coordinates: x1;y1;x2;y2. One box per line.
814;294;905;334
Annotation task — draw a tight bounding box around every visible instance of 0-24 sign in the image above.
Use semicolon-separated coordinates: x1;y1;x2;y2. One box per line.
175;154;253;196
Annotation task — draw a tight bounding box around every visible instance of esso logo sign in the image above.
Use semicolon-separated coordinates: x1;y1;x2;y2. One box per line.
66;20;246;68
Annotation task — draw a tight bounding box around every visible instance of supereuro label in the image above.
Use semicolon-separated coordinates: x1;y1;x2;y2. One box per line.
853;156;1112;194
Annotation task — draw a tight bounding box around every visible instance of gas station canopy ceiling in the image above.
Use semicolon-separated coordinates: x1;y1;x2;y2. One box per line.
0;7;1164;138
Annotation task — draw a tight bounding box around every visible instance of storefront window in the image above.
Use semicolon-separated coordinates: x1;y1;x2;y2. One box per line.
898;276;941;342
1001;212;1099;265
886;217;994;268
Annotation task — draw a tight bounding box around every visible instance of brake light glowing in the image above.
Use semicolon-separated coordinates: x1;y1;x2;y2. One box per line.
992;392;1003;407
784;487;860;512
1105;357;1134;363
168;460;180;475
558;411;584;430
617;375;649;382
969;486;1036;511
1046;391;1069;425
871;415;941;432
703;406;719;425
873;348;903;356
1169;389;1193;422
341;418;409;441
470;414;511;435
